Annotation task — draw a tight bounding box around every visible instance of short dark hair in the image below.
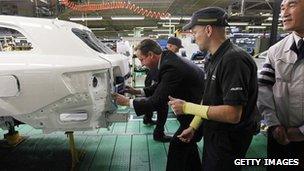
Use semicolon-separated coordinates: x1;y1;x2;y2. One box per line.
135;39;162;56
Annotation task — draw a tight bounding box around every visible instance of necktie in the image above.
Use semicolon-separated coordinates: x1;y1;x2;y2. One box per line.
298;39;304;60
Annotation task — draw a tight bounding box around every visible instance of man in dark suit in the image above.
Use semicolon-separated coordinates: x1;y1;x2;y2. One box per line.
114;39;205;170
127;37;185;142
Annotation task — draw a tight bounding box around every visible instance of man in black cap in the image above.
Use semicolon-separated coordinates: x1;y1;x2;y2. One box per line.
169;7;258;171
167;37;183;53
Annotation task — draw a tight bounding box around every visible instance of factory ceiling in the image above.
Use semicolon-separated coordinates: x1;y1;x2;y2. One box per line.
0;0;276;38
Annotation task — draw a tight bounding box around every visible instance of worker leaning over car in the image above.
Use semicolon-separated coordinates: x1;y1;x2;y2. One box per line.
113;39;205;171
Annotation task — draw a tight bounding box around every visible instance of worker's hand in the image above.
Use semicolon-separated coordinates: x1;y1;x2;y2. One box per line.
124;86;141;95
168;96;185;115
112;93;130;106
271;125;290;145
177;127;195;143
287;127;304;142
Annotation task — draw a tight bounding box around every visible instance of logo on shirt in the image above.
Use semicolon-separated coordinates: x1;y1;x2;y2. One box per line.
230;87;243;91
211;75;216;80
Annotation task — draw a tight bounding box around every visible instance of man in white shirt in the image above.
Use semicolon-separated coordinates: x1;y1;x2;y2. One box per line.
258;0;304;169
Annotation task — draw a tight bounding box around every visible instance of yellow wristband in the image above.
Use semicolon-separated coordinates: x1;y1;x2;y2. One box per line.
183;102;209;119
190;116;203;130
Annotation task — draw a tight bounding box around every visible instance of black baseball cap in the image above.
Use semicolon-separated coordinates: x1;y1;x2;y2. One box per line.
183;7;229;30
167;37;183;48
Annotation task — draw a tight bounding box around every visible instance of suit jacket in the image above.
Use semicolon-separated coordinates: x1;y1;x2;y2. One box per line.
144;67;159;88
133;50;205;128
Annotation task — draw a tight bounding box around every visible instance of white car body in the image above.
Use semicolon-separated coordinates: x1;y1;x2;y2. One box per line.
0;15;130;133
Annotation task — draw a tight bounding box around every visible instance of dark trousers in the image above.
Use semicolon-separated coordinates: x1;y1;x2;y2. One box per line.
145;105;168;133
267;129;304;171
166;125;202;171
144;68;168;134
202;129;253;171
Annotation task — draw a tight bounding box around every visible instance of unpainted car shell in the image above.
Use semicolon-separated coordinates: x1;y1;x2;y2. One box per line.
0;15;129;133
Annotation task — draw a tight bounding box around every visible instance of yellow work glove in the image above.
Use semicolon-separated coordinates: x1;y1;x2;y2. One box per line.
190;116;203;130
183;102;209;119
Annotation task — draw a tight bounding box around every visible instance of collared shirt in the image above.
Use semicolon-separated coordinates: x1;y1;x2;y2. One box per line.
258;32;304;134
203;39;258;132
293;33;304;49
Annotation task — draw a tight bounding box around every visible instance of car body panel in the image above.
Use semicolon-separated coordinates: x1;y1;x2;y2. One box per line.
0;15;129;133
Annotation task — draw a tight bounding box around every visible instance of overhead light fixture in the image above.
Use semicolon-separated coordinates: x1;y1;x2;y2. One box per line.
228;22;249;26
69;17;103;21
90;28;106;31
160;16;181;20
152;29;171;32
182;17;191;20
111;16;145;20
260;13;272;17
162;24;175;28
261;23;272;26
128;33;143;36
135;26;158;29
230;12;239;16
246;26;266;29
157;22;179;25
160;16;191;21
266;17;282;21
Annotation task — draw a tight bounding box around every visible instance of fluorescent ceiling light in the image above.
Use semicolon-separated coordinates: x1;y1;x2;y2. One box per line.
157;22;179;25
228;22;249;26
90;28;106;31
149;34;158;37
260;13;272;17
160;17;181;20
128;33;143;36
261;23;272;26
135;26;158;29
230;12;239;16
152;29;171;32
266;17;282;21
266;17;272;21
111;16;145;20
69;17;103;21
160;16;191;21
162;24;175;28
182;17;191;20
246;26;266;29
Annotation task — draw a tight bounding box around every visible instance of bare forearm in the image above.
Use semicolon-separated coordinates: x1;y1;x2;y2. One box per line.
208;105;242;124
183;102;242;124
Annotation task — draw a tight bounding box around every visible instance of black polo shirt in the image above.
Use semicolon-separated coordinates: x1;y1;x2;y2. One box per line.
203;39;258;133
